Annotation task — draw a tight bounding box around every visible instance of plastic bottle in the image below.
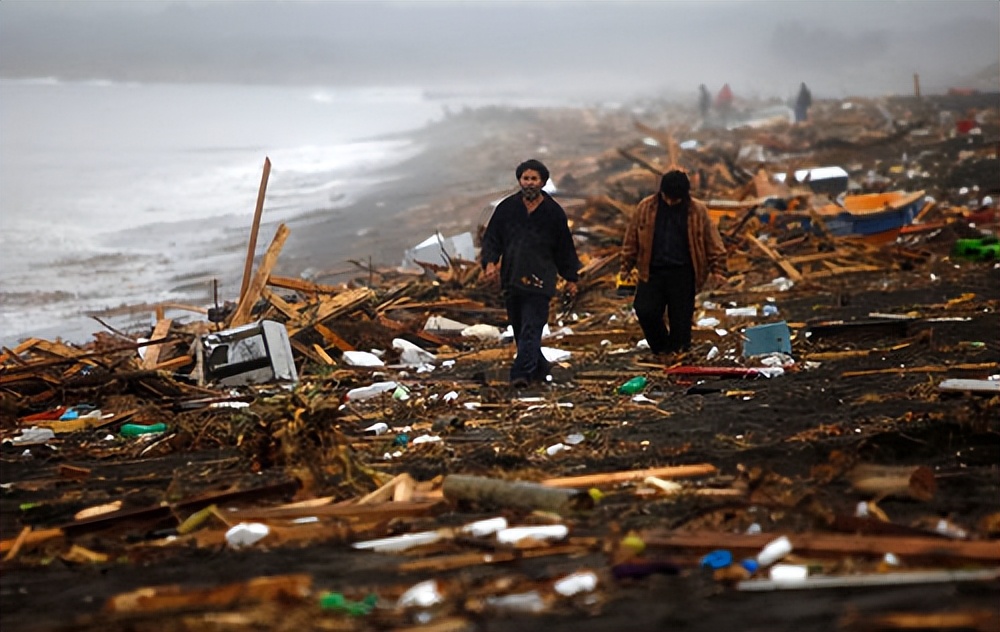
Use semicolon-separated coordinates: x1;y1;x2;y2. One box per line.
120;422;168;437
756;535;793;566
617;376;648;395
553;571;598;596
319;592;377;616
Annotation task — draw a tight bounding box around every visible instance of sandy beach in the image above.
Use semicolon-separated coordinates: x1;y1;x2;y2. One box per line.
273;104;638;285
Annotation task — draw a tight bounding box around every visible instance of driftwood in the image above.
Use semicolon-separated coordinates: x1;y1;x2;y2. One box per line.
848;464;937;501
442;475;593;513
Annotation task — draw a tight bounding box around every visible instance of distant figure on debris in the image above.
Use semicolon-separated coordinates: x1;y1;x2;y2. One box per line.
715;83;734;127
795;82;813;123
698;84;711;120
619;170;727;357
480;159;581;389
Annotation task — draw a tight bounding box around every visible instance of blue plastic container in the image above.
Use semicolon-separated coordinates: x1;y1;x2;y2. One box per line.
742;321;792;357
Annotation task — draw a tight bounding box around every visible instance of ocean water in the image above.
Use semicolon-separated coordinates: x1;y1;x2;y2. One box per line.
0;79;563;346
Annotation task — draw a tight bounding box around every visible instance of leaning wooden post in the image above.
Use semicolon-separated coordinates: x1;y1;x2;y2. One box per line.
228;223;290;329
239;157;272;304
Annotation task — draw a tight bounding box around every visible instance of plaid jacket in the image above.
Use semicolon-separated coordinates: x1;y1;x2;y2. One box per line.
620;196;727;291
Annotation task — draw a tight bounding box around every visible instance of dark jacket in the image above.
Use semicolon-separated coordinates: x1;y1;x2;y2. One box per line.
620;195;727;292
480;192;580;297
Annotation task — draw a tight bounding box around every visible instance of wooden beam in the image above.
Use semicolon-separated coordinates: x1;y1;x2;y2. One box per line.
267;275;344;295
260;287;300;321
313;323;356;352
747;234;804;282
229;223;290;328
140;318;173;370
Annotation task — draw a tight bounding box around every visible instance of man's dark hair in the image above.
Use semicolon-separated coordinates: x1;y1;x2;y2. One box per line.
659;169;691;199
516;159;550;184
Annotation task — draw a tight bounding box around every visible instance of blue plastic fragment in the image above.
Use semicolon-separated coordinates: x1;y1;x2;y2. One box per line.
700;549;733;570
740;558;760;574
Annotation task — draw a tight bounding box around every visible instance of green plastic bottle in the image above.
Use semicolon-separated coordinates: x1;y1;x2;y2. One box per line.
618;376;648;395
120;422;168;437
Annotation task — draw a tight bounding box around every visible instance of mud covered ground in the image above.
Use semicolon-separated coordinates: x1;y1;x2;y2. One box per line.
2;93;999;631
2;240;998;632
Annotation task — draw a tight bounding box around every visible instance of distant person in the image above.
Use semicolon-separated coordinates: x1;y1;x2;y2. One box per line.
795;82;813;123
698;84;711;121
619;170;727;357
480;159;581;388
715;83;734;127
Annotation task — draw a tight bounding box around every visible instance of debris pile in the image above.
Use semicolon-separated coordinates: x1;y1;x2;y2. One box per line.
2;91;998;631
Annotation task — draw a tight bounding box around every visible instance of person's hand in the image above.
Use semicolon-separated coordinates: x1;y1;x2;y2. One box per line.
482;261;500;286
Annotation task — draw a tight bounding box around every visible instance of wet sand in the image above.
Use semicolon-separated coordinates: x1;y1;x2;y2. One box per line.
272;104;637;283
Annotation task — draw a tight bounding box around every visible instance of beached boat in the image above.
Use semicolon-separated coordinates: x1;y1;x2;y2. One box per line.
813;190;927;243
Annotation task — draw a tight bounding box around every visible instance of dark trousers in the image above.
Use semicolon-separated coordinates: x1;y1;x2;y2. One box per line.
633;264;696;354
504;290;551;383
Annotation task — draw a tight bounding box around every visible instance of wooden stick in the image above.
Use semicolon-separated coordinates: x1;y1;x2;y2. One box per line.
0;528;63;555
2;526;32;561
239;156;271;304
542;464;716;489
842;362;998;377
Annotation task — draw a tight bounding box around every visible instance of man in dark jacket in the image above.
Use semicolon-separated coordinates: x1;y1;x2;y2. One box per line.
620;170;727;356
481;159;581;388
795;82;813;123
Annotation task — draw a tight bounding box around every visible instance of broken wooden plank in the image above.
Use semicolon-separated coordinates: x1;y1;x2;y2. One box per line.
641;531;1000;563
260;286;301;321
229;222;290;328
746;234;804;282
105;573;310;614
238;156;272;304
313;322;356;352
267;274;345;295
140;318;173;370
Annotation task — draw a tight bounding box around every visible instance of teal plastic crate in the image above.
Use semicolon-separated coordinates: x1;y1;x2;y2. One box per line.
742;321;792;357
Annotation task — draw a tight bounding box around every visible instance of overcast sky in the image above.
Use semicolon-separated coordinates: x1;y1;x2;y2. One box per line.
1;0;997;100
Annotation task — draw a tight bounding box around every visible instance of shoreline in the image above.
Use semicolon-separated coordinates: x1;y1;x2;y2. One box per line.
2;103;621;347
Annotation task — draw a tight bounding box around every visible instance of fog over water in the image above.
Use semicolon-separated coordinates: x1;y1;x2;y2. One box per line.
0;1;997;346
1;0;998;99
